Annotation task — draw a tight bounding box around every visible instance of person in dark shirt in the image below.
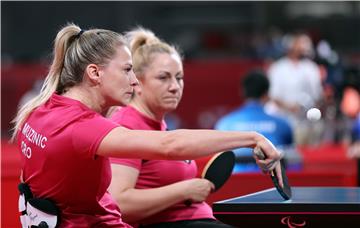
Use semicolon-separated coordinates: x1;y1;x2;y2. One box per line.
215;70;295;172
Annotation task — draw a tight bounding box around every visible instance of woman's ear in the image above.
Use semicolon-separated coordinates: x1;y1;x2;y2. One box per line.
85;64;101;84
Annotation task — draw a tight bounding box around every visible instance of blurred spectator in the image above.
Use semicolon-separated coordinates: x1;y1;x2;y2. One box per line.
347;113;360;159
253;27;286;60
314;39;346;144
346;89;360;186
265;32;324;145
215;70;299;173
315;39;343;103
328;66;360;144
341;87;360;119
345;66;360;160
341;66;360;117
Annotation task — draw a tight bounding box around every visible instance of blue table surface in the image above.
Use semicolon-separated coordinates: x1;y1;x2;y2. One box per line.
215;187;360;204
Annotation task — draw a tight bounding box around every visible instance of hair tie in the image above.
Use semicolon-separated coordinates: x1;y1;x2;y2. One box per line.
75;30;84;39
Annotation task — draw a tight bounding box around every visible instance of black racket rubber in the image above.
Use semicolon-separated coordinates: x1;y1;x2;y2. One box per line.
203;151;235;191
185;151;235;206
270;160;291;200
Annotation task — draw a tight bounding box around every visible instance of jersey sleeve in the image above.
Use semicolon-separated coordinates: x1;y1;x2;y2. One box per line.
109;157;142;170
72;114;119;159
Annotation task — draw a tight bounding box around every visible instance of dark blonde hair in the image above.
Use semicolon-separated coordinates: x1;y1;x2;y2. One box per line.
125;27;182;77
12;23;126;140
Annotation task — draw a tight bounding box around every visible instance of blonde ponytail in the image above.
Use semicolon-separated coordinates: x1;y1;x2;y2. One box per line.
125;27;180;75
11;23;126;141
125;27;160;55
11;24;81;140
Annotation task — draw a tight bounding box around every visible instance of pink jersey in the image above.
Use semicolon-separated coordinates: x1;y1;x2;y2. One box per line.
17;93;131;228
110;106;214;225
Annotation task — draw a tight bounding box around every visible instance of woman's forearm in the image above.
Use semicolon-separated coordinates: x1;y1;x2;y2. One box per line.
99;127;263;160
162;129;262;159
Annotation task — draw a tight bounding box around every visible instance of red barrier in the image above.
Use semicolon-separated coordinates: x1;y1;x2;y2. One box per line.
1;140;22;227
1;63;48;138
176;59;264;129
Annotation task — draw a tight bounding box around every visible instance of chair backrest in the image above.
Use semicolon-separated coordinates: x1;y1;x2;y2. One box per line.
18;183;59;228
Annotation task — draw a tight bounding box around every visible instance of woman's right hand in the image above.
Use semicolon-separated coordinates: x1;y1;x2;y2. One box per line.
180;178;215;203
253;135;284;187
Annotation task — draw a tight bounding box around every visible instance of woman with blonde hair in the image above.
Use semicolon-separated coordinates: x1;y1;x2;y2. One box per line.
107;28;255;228
13;23;282;227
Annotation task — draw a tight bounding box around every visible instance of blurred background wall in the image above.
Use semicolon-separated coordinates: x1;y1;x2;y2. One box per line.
2;1;360;137
2;1;360;60
2;1;360;61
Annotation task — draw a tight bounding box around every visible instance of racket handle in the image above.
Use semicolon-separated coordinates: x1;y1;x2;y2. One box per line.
184;200;192;206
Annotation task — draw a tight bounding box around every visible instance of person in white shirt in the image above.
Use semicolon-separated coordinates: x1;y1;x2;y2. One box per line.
266;33;323;145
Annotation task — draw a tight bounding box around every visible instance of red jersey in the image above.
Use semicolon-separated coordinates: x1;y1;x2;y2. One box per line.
18;93;131;227
110;106;214;226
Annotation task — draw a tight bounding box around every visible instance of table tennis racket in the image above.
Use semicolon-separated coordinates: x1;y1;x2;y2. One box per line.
185;151;235;206
253;147;292;200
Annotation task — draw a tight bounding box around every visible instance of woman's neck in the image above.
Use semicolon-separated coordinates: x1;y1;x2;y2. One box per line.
62;86;105;113
130;99;165;122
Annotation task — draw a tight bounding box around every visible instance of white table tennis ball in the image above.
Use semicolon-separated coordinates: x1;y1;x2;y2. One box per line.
306;108;321;121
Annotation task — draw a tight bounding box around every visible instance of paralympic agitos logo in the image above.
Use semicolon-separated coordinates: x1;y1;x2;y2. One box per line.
281;216;306;228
